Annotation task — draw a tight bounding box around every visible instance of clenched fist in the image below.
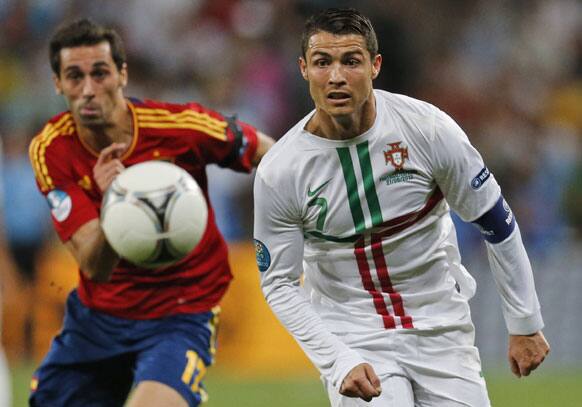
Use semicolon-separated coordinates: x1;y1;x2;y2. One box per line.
340;363;382;402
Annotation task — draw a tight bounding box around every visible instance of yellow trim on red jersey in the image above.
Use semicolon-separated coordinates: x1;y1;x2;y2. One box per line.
135;108;227;132
137;113;227;134
138;122;227;140
135;106;228;141
123;101;139;160
134;106;227;128
29;114;74;192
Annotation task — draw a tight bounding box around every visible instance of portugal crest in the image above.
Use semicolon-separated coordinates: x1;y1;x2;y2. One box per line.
384;142;409;170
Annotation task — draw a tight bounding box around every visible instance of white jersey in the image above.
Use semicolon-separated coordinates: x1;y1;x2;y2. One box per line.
253;90;543;386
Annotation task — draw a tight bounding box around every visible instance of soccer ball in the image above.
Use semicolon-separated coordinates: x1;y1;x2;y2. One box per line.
101;161;208;268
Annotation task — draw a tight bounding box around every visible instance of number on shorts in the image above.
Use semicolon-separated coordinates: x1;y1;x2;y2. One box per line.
181;350;207;392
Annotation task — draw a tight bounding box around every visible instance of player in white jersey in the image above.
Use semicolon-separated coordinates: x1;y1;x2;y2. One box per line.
253;8;550;406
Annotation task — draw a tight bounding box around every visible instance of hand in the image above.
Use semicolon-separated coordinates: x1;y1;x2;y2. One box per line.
94;143;126;192
339;363;382;402
508;331;550;378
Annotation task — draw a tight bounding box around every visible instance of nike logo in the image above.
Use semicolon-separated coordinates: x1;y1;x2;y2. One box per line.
307;179;332;197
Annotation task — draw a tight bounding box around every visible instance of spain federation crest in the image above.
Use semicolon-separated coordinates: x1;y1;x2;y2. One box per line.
384;142;409;170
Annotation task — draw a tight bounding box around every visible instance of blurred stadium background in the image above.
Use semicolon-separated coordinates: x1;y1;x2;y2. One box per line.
0;0;581;406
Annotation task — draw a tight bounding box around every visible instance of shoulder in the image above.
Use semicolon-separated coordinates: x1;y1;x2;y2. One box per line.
29;112;76;192
254;125;307;218
29;112;75;159
375;89;449;142
131;97;178;111
376;89;439;120
132;97;222;117
131;98;228;140
256;119;307;188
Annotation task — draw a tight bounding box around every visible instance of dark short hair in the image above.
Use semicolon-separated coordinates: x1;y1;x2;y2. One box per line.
301;8;378;59
49;18;126;75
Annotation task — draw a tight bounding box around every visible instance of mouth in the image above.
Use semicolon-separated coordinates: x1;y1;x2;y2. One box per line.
327;91;351;104
79;105;100;117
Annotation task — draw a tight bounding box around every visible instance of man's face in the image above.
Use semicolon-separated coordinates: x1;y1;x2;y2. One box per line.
300;31;381;119
53;41;127;128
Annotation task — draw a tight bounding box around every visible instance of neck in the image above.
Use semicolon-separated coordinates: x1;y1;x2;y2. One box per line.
307;94;376;141
77;101;132;152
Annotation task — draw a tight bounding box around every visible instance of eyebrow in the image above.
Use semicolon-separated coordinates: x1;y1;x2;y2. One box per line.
63;61;111;72
310;51;331;58
343;50;365;56
311;49;365;58
91;61;111;69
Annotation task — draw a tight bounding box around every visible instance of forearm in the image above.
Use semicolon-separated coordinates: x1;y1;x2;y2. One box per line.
263;279;365;387
79;232;120;282
485;223;543;334
254;170;363;386
470;195;543;334
66;219;120;282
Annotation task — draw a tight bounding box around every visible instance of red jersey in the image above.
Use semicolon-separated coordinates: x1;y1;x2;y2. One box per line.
29;98;258;319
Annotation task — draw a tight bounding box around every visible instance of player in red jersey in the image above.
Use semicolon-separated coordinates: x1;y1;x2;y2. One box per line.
28;18;275;407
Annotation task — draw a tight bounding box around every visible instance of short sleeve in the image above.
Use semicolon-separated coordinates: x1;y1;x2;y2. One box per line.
182;102;258;172
29;139;98;242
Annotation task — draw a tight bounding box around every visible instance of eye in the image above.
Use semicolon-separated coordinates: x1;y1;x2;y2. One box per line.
346;58;361;66
66;71;83;81
314;59;329;68
92;69;109;80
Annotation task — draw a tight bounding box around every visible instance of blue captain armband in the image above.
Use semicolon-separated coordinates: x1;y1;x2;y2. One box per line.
472;195;516;243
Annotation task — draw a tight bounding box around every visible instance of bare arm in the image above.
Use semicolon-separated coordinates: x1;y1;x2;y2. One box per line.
64;218;120;282
64;142;126;282
251;131;275;166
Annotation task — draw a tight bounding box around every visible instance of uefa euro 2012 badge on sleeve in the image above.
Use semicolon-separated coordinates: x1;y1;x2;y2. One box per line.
254;239;271;272
471;167;491;189
47;189;72;222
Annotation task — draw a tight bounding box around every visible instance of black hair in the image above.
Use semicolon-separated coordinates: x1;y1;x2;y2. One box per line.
301;8;378;58
49;18;126;75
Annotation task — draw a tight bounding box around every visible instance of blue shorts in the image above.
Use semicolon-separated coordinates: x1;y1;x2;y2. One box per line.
30;290;219;407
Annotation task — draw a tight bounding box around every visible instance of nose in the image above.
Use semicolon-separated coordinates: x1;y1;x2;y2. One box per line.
328;63;346;85
82;78;95;97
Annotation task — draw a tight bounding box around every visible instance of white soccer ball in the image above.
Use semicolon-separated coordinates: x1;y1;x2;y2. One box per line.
101;161;208;269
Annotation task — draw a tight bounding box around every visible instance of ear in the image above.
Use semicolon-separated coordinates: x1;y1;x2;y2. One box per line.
119;62;128;88
299;57;309;81
371;54;382;80
52;74;63;95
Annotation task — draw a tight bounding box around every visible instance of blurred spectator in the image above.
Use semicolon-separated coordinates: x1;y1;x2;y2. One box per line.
1;128;51;360
564;163;582;239
0;137;17;407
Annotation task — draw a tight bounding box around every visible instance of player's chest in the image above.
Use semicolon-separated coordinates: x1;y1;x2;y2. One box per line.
69;139;203;203
299;137;434;237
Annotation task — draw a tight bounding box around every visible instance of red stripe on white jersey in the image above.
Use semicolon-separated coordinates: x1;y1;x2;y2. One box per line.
352;189;442;330
354;238;396;329
371;235;413;329
375;187;444;239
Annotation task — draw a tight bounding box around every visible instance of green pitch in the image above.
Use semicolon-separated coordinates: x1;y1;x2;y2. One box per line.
11;364;582;406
